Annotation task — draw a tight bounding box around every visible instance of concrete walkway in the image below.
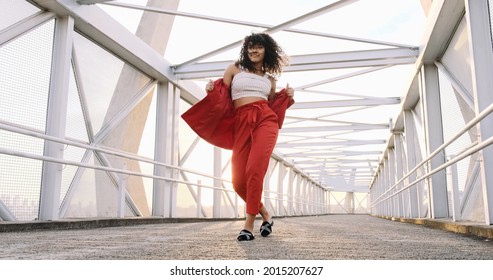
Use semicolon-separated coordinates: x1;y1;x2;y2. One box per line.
1;215;493;260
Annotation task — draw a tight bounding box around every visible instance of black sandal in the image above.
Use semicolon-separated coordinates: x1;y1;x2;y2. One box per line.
260;220;274;237
237;229;255;241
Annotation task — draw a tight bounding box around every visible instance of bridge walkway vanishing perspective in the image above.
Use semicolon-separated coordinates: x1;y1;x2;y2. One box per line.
1;215;492;260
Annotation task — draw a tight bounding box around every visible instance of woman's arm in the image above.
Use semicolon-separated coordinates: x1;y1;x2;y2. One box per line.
268;76;277;101
222;63;239;87
206;63;238;91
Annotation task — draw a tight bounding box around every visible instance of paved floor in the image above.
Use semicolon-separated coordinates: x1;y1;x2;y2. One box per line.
1;215;493;260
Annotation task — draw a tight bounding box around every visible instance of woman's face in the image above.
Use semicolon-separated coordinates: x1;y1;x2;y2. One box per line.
247;43;265;64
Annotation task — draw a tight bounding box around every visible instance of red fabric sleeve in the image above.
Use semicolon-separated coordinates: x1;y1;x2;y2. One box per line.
268;88;295;129
181;79;235;150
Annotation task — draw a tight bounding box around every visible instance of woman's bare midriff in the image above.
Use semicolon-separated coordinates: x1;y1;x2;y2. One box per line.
233;97;267;108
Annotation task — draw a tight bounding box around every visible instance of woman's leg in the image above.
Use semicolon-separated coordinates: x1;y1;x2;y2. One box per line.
232;106;253;215
232;103;278;238
259;205;271;222
244;110;278;216
243;213;256;232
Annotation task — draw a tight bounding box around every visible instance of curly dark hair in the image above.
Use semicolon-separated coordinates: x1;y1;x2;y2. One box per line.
235;33;288;77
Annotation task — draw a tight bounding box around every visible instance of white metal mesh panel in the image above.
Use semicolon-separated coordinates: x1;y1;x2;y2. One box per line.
0;19;55;221
461;170;485;222
410;104;429;218
0;0;40;31
0;20;54;130
0;155;41;221
0;131;43;221
438;70;474;189
438;12;486;222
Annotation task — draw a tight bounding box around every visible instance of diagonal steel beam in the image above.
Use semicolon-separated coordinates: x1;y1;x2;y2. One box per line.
102;0;415;51
173;0;359;68
0;12;55;46
78;0;114;4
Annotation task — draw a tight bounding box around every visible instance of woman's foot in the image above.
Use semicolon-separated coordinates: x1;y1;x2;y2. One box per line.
258;206;273;236
237;213;255;241
237;229;255;241
260;220;274;237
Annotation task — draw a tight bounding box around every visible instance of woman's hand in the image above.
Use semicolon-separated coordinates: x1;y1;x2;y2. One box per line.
206;79;214;91
286;83;294;98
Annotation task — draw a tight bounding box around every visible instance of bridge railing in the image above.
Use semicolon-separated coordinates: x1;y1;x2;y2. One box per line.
0;120;341;222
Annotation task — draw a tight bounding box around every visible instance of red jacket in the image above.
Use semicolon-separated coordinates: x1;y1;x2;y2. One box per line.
181;78;294;150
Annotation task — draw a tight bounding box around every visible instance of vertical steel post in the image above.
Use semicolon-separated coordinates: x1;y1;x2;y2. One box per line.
39;16;74;221
153;82;171;217
447;156;461;221
287;167;295;215
213;147;221;218
394;133;406;217
420;64;449;219
197;180;202;218
404;110;420;217
276;164;286;216
388;148;397;216
118;162;127;218
465;0;493;225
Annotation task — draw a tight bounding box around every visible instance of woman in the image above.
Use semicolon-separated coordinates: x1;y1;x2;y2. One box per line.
184;33;294;241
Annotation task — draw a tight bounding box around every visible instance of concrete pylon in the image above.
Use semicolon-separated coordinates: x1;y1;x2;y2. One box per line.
96;0;180;217
420;0;433;16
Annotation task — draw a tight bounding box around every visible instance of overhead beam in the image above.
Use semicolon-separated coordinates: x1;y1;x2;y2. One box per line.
419;0;465;64
319;185;370;193
302;165;377;170
77;0;114;4
281;123;388;133
297;65;392;90
285;150;383;157
293;159;379;165
31;0;176;84
173;48;418;79
288;48;417;69
290;97;400;110
275;139;386;148
304;169;375;175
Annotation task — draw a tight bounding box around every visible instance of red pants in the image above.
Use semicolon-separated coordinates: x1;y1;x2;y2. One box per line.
232;100;279;215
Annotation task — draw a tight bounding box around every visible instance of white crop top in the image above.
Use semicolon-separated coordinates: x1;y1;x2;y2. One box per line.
231;71;271;101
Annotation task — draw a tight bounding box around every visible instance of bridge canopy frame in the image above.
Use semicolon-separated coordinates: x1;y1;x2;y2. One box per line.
3;0;493;225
